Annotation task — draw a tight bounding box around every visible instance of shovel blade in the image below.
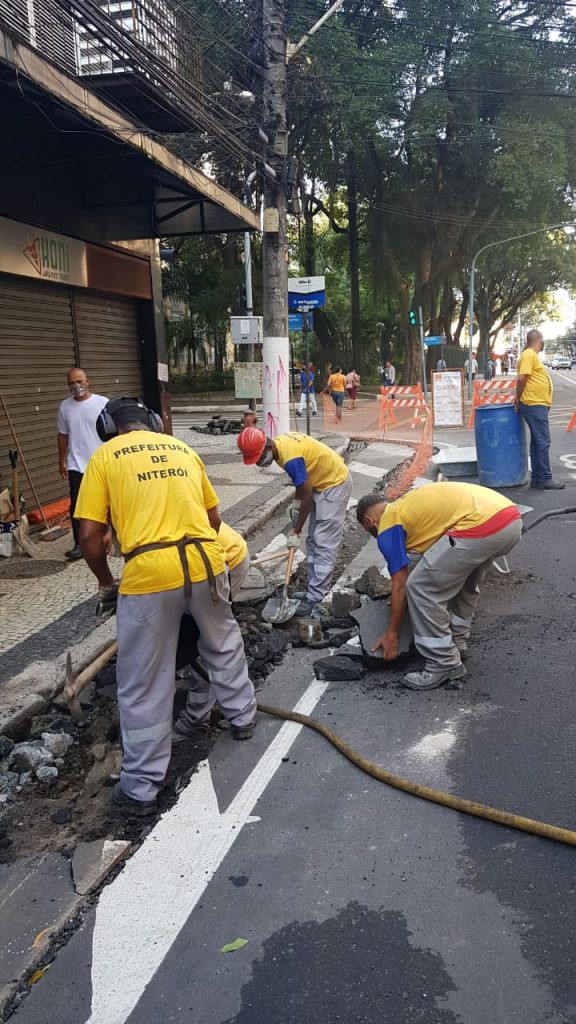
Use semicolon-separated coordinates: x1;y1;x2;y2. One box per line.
262;595;300;624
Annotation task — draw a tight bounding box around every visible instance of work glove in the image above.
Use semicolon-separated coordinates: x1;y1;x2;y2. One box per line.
96;583;119;618
288;503;301;527
286;532;300;550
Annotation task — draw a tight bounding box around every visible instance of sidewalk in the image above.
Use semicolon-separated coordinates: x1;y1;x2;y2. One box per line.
0;420;348;733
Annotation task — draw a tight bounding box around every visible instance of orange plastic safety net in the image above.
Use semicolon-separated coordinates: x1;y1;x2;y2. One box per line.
320;388;433;500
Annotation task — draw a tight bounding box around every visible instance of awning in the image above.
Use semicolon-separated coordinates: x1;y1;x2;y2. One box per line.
0;26;259;239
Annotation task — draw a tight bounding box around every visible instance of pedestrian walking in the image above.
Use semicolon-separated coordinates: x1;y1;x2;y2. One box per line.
237;427;352;618
56;368;108;561
515;329;564;490
296;363;318;417
382;360;396;386
464;354;478;384
345;368;361;409
326;365;347;420
75;397;257;816
436;357;447;372
174;520;251;742
501;354;509;375
356;482;522;690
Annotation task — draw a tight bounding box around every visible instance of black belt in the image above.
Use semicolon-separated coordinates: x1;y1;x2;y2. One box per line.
122;536;219;603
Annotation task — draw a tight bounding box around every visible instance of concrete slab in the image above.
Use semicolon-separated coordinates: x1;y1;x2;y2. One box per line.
72;840;131;896
432;446;478;478
0;853;82;1012
351;600;414;670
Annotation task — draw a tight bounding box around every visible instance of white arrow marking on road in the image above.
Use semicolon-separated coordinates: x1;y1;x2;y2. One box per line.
86;679;329;1024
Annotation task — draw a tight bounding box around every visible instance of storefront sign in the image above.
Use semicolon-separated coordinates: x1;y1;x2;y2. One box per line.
0;216;87;287
432;370;464;427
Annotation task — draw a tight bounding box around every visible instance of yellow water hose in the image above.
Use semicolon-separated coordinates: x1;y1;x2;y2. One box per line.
257;701;576;848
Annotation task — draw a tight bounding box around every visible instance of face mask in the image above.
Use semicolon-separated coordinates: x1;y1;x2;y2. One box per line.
70;382;88;397
258;447;274;468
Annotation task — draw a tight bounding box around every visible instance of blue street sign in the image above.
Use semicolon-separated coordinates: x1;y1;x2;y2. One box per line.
426;335;444;346
288;276;326;312
289;312;313;331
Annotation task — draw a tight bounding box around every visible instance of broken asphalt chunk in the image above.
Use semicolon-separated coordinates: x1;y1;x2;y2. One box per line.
313;655;366;682
72;839;131;896
351;600;414;669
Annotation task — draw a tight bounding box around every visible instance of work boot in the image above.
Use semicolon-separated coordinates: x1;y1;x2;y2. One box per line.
231;718;257;741
531;479;565;490
291;590;307;601
111;782;157;817
65;544;83;561
403;664;467;691
171;721;210;746
293;598;318;618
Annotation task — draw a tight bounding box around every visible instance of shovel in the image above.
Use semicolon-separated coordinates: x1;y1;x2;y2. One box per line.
9;450;38;558
261;547;300;624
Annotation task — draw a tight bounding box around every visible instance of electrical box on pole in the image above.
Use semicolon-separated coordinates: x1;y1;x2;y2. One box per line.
230;316;263;348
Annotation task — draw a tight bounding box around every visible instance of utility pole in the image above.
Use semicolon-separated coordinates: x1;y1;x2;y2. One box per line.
261;0;345;436
261;0;290;435
244;171;257;413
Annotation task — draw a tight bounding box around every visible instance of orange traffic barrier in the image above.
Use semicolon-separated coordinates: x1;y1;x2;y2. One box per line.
566;410;576;432
379;385;428;431
320;386;432;498
467;379;517;428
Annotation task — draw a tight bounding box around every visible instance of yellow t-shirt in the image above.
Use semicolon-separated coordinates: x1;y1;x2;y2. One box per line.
517;348;553;407
218;522;248;571
75;430;226;595
328;372;347;393
274;432;349;491
377;482;518;572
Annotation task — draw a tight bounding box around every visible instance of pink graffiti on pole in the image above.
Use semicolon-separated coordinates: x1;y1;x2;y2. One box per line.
263;364;273;392
276;356;288;409
266;411;279;436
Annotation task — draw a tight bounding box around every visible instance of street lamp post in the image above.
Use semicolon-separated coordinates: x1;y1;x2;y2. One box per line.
468;222;574;399
377;322;385;372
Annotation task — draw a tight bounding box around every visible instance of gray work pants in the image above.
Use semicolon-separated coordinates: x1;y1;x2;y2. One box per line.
116;571;256;801
176;552;252;734
406;520;522;670
306;472;353;603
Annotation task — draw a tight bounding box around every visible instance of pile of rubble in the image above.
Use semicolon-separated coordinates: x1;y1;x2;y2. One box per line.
190;414;247;436
0;729;74;803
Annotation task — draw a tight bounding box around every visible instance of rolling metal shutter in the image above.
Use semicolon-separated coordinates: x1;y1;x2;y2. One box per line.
73;291;143;401
0;275;76;507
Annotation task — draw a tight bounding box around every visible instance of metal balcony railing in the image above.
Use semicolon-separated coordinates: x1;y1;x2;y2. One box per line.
0;0;204;131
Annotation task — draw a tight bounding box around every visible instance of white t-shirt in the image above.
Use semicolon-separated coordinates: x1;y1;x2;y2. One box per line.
56;393;108;473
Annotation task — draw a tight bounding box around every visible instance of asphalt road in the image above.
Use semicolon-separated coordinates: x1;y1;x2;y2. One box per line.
12;373;576;1024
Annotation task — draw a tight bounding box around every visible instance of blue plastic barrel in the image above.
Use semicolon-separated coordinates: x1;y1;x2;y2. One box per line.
474;403;528;487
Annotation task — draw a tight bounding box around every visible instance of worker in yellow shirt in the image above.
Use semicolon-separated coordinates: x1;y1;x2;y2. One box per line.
357;482;522;690
174;520;250;741
75;397;256;817
237;427;352;617
326;365;347;420
515;329;564;490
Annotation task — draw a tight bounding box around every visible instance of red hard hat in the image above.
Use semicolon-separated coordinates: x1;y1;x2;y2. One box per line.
237;427;267;465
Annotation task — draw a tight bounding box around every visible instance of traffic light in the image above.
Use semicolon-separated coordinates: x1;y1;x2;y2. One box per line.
409;309;418;326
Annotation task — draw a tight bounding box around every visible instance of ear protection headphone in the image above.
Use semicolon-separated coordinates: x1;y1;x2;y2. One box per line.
96;397;164;442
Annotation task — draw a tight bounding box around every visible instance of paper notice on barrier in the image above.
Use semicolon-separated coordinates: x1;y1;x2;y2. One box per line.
432;371;464;427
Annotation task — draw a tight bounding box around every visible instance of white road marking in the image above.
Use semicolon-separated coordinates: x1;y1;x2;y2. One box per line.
86;679;329;1024
346;460;386;479
550;369;576;386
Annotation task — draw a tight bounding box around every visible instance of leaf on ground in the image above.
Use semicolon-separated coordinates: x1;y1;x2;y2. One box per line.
220;938;248;954
29;968;48;984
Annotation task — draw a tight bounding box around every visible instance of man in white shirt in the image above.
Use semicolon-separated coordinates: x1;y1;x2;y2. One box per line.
464;355;478;383
56;368;108;560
